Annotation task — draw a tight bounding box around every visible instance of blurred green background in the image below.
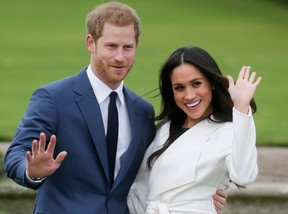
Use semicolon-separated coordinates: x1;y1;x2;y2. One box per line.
0;0;287;145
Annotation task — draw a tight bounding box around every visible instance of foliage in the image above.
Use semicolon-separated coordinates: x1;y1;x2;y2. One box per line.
0;0;288;145
0;151;4;177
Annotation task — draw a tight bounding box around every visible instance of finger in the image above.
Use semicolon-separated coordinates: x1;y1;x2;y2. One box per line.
39;132;46;153
54;151;68;167
46;135;57;154
248;71;256;83
26;150;32;162
254;76;262;86
213;194;226;206
213;200;223;214
216;189;228;200
243;66;251;81
237;66;246;80
31;139;39;157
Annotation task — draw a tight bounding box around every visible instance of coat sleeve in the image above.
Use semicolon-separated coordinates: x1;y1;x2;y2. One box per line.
225;107;258;186
4;87;57;189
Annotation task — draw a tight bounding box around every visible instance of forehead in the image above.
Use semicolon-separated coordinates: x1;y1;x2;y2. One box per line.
99;22;136;44
171;63;205;82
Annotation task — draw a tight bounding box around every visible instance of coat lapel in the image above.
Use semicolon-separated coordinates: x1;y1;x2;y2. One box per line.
73;69;110;182
149;120;218;198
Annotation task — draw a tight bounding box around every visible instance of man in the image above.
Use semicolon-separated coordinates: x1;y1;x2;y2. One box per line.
4;2;226;213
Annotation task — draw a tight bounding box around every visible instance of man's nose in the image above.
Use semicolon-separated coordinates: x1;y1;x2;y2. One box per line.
114;49;125;61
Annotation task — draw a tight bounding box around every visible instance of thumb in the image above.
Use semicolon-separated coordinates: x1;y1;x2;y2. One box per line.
227;75;234;88
54;151;68;167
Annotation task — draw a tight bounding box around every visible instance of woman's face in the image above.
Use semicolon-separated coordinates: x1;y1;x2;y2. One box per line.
170;63;214;128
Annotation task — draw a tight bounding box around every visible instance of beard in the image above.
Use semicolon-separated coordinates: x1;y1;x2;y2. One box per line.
92;55;134;89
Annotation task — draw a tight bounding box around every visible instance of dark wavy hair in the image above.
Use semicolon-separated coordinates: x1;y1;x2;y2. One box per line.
147;46;257;168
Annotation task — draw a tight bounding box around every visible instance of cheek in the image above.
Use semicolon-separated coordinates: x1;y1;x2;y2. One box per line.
173;92;183;107
94;55;105;68
95;48;111;60
98;52;110;61
126;52;135;63
203;89;213;105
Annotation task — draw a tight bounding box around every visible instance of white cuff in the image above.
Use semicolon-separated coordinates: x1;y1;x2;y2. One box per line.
26;170;46;183
232;106;252;117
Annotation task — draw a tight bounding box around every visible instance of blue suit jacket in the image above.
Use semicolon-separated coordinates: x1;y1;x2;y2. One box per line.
4;68;155;214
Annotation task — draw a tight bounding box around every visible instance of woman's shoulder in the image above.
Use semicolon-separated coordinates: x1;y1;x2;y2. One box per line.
206;119;233;137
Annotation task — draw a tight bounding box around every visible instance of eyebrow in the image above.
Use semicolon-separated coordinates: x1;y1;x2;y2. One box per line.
104;42;135;47
172;77;204;85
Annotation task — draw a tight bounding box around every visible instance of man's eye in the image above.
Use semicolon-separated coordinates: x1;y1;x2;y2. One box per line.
124;46;134;50
108;44;116;49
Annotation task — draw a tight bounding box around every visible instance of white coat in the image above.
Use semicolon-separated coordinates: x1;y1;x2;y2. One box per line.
128;108;258;214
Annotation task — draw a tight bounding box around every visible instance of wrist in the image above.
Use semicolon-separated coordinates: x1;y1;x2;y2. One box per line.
26;170;46;183
233;102;250;115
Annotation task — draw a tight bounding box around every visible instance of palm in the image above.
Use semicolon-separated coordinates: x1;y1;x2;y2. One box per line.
227;66;261;113
26;133;67;178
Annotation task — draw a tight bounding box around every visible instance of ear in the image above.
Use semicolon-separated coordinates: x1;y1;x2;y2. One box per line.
211;83;215;90
86;34;95;52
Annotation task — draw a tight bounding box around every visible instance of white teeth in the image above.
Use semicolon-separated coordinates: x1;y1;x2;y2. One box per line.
186;101;200;108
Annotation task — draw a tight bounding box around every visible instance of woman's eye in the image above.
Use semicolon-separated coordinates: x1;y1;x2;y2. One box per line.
192;81;201;87
174;86;184;91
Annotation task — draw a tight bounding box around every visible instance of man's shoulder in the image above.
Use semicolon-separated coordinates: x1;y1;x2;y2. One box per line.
123;87;155;118
30;68;87;99
41;68;87;91
124;87;152;106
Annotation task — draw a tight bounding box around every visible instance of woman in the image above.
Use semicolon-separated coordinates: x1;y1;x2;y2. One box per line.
128;46;261;213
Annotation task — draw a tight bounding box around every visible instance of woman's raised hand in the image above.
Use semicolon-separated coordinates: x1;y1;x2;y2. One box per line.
227;66;262;114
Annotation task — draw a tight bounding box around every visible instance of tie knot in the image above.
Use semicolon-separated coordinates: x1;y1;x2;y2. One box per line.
109;91;118;102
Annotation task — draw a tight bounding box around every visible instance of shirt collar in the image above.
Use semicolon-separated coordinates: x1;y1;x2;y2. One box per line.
87;65;125;104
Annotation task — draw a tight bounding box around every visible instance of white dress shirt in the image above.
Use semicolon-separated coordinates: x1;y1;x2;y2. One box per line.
87;65;131;179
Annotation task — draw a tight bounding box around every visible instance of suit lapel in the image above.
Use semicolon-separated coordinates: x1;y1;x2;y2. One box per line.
73;69;110;182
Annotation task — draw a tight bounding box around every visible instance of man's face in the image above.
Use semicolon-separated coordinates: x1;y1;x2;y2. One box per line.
87;22;137;90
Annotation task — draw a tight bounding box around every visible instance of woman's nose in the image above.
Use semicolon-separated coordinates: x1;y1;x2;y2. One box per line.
184;88;195;100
